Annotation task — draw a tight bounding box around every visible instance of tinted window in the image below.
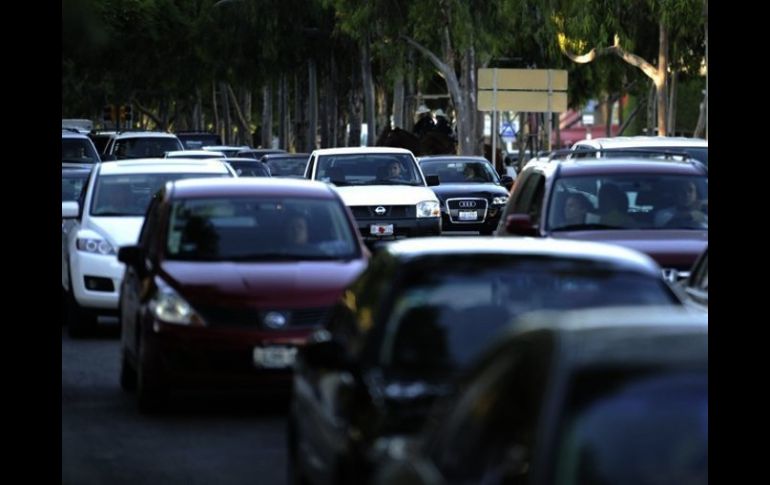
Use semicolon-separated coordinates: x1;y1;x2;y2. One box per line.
316;153;423;186
265;156;309;177
378;256;677;375
62;138;100;164
548;174;708;230
555;372;707;485
165;197;359;261
420;159;499;184
228;161;271;177
90;173;229;216
113;137;183;159
62;171;90;202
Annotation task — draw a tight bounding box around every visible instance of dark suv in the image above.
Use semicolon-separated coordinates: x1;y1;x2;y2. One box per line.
495;155;708;281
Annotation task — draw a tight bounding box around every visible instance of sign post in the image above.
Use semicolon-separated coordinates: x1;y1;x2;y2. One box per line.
478;69;568;154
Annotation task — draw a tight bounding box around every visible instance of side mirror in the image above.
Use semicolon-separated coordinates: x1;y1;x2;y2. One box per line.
62;201;80;219
117;245;146;269
504;214;538;236
500;175;514;191
425;175;440;186
298;331;349;370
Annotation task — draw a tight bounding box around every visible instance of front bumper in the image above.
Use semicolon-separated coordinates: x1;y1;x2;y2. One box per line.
355;217;441;241
146;322;313;391
440;205;504;232
70;251;125;311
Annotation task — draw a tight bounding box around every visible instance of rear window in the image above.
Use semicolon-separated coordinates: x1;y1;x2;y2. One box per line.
62;138;100;164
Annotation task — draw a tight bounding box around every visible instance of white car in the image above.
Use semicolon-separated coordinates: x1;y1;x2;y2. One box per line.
571;136;708;167
61;158;235;336
103;131;184;160
304;147;441;241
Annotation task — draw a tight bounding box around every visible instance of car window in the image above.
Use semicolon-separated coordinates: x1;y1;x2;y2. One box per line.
548;174;708;231
62;138;100;164
112;137;183;159
165;197;359;262
316;154;423;186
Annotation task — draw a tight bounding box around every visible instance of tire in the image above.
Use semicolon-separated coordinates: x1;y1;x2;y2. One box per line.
136;338;167;413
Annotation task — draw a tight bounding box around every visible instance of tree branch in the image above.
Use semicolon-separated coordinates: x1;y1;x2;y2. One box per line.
559;33;661;81
401;35;454;83
132;99;162;129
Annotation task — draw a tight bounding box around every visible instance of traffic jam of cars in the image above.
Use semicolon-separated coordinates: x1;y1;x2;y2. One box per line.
62;129;707;484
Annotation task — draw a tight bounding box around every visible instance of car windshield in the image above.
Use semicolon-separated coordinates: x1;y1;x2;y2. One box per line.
317;153;423;186
113;137;183;159
266;157;308;177
555;372;707;485
62;138;100;164
228;161;271;177
548;174;708;231
90;173;229;217
178;134;221;150
378;256;677;376
165;197;359;261
420;159;499;184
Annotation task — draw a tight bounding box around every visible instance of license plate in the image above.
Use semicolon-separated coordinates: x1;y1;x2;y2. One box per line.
253;346;297;369
370;224;394;236
458;210;478;221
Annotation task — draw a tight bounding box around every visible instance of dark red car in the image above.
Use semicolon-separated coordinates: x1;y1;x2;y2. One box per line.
496;156;708;281
117;178;369;411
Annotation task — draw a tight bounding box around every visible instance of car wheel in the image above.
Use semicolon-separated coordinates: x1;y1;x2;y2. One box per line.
66;286;98;338
120;349;137;392
136;337;167;413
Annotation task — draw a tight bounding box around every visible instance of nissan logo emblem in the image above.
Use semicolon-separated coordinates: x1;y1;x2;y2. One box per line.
458;201;477;208
264;311;288;329
375;206;387;215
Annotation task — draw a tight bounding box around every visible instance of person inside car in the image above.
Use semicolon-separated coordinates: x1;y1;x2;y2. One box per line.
597;184;635;227
654;180;708;228
284;212;310;248
563;192;592;226
385;160;406;181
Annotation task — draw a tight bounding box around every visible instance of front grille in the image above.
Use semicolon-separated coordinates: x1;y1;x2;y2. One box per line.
349;205;416;219
446;198;488;223
195;305;334;329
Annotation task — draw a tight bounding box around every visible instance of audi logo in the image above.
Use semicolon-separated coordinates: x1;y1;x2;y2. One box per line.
375;206;387;215
458;201;477;208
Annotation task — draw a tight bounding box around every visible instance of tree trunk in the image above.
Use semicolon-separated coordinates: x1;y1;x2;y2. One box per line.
348;50;363;147
307;59;318;152
361;37;376;146
193;89;203;131
605;94;612;137
667;71;677;136
330;53;339;148
646;82;656;135
294;74;306;152
393;73;405;129
405;48;417;130
219;82;231;145
226;84;251;146
320;73;330;149
656;22;668;136
261;84;273;148
279;75;289;150
212;84;220;139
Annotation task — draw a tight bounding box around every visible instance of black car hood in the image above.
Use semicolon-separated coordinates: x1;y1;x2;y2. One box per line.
430;183;508;201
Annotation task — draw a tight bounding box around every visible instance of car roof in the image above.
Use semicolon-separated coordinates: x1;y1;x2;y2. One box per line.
573;136;708;149
383;236;662;276
111;131;181;140
61;130;92;140
62;162;93;172
97;158;232;175
418;156;491;163
167;177;336;199
261;152;309;159
527;157;707;177
313;147;415;156
505;306;707;368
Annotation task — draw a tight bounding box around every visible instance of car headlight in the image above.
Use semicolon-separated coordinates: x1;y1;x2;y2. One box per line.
416;200;440;218
148;286;206;326
492;196;508;205
76;237;116;255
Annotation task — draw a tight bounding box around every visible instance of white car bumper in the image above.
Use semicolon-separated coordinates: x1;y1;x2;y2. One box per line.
70;251;126;311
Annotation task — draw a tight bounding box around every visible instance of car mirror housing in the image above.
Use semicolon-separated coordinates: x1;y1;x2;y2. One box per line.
504;214;538;236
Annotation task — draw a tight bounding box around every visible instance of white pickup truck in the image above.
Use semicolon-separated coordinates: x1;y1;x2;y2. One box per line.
304;147;442;241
